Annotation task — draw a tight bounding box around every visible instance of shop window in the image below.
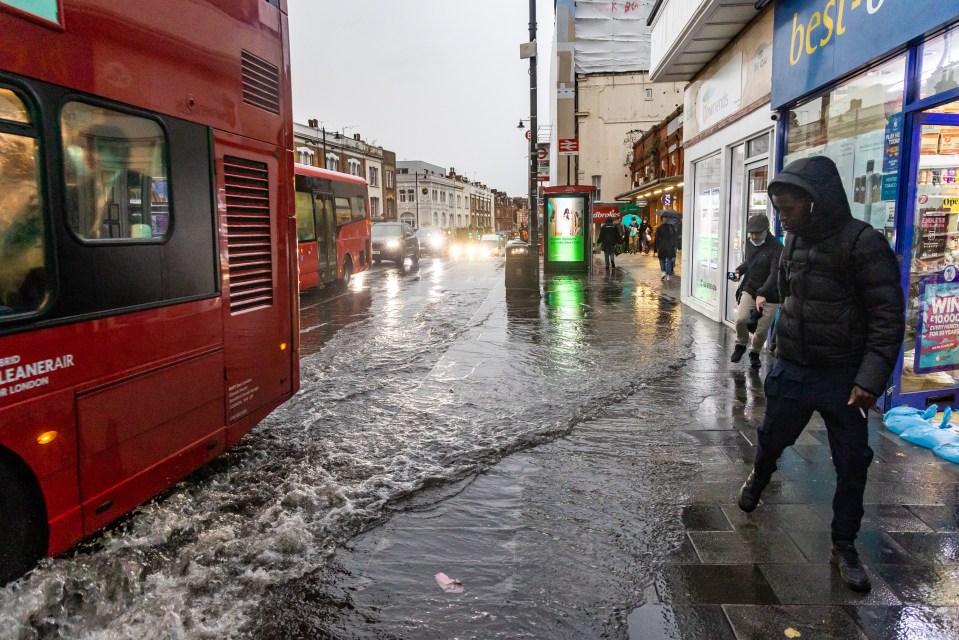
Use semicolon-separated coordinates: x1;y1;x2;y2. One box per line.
921;24;959;102
746;133;769;158
61;101;170;243
784;54;905;243
0;88;49;318
691;154;722;308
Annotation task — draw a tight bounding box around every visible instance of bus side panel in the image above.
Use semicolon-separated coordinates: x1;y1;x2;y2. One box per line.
298;240;319;291
76;351;224;519
214;132;295;442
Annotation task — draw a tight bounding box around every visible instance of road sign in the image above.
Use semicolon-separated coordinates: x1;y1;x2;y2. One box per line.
524;129;531;141
558;138;579;155
536;144;549;162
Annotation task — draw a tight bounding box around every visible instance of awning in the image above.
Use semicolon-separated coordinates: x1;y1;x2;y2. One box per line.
614;175;684;202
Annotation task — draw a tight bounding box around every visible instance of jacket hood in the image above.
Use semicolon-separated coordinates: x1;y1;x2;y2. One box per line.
768;156;851;239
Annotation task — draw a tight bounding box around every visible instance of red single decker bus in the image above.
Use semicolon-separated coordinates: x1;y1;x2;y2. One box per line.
0;0;299;583
294;163;371;290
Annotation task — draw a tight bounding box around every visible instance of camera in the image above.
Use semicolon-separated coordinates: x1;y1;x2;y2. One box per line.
746;307;764;333
770;111;780;121
727;271;737;281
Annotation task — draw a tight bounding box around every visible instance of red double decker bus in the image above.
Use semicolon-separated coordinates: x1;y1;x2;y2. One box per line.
0;0;298;582
294;163;371;290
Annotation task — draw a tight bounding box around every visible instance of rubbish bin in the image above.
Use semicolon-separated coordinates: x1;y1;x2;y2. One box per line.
504;240;537;291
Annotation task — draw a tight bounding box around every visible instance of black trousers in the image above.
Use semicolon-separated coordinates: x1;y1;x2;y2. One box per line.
754;359;874;543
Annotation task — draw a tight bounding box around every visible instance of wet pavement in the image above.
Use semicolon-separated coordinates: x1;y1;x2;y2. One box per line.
2;250;959;639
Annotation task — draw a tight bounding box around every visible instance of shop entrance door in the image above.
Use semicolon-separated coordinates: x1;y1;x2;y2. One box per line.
895;103;959;408
725;147;770;324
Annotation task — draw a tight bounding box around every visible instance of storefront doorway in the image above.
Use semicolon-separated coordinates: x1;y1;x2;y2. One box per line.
896;100;959;407
724;136;771;323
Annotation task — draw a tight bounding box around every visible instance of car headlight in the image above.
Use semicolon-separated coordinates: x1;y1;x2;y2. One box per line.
451;244;463;258
429;237;443;248
466;244;478;258
386;240;400;249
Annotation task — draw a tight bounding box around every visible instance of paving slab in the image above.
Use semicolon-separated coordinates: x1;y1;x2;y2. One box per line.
723;604;868;639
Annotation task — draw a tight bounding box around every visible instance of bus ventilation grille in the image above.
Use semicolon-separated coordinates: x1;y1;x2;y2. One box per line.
241;50;280;115
224;156;274;313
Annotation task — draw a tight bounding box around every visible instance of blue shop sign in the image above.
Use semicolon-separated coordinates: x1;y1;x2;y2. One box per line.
772;0;947;109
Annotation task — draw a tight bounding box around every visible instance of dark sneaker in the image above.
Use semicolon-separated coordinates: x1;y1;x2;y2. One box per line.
737;471;770;513
749;351;761;368
830;542;872;592
730;344;747;363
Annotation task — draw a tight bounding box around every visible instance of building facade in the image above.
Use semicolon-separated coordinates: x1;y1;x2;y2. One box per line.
576;72;685;201
382;149;396;221
649;1;775;326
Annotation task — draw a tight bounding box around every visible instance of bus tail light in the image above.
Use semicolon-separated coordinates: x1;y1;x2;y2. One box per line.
37;431;58;445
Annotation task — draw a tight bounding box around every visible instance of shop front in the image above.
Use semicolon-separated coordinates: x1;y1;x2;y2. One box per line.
681;8;775;324
771;1;959;409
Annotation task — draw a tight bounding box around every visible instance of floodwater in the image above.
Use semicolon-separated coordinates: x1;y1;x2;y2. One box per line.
0;258;700;639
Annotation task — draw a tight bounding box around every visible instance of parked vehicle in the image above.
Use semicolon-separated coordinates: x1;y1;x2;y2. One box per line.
479;234;504;257
372;223;419;266
416;229;449;257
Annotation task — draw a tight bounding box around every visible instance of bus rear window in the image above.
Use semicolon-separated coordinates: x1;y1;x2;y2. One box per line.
0;88;49;318
61;102;170;242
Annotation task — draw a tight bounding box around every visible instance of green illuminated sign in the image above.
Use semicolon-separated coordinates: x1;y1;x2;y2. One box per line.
3;0;58;22
546;196;585;262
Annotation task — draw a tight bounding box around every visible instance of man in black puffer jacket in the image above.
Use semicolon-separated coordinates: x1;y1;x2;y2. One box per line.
736;156;904;593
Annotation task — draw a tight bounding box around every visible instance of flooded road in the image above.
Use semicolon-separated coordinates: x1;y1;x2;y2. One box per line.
0;258;700;639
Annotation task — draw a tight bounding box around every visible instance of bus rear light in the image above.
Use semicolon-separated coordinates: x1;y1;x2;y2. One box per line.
280;342;288;351
36;431;58;445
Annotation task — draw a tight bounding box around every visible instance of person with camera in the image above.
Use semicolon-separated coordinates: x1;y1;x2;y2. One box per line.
729;214;782;369
737;156;905;593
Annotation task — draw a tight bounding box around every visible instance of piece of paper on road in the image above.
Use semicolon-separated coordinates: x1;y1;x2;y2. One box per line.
434;572;464;593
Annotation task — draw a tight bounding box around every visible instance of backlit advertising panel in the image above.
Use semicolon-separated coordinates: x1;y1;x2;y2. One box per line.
546;196;585;262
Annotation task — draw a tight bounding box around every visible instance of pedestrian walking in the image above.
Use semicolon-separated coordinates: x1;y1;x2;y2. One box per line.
628;220;640;253
737;156;905;593
729;214;782;369
654;222;677;280
598;216;622;271
638;218;650;253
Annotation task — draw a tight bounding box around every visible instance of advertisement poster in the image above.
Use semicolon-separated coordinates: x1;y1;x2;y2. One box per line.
919;208;950;259
883;113;902;173
547;196;585;262
915;269;959;374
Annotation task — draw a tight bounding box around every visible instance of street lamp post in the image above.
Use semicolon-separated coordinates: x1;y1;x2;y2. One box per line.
528;0;538;254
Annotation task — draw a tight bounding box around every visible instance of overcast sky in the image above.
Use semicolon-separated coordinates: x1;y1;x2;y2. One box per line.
287;0;554;196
